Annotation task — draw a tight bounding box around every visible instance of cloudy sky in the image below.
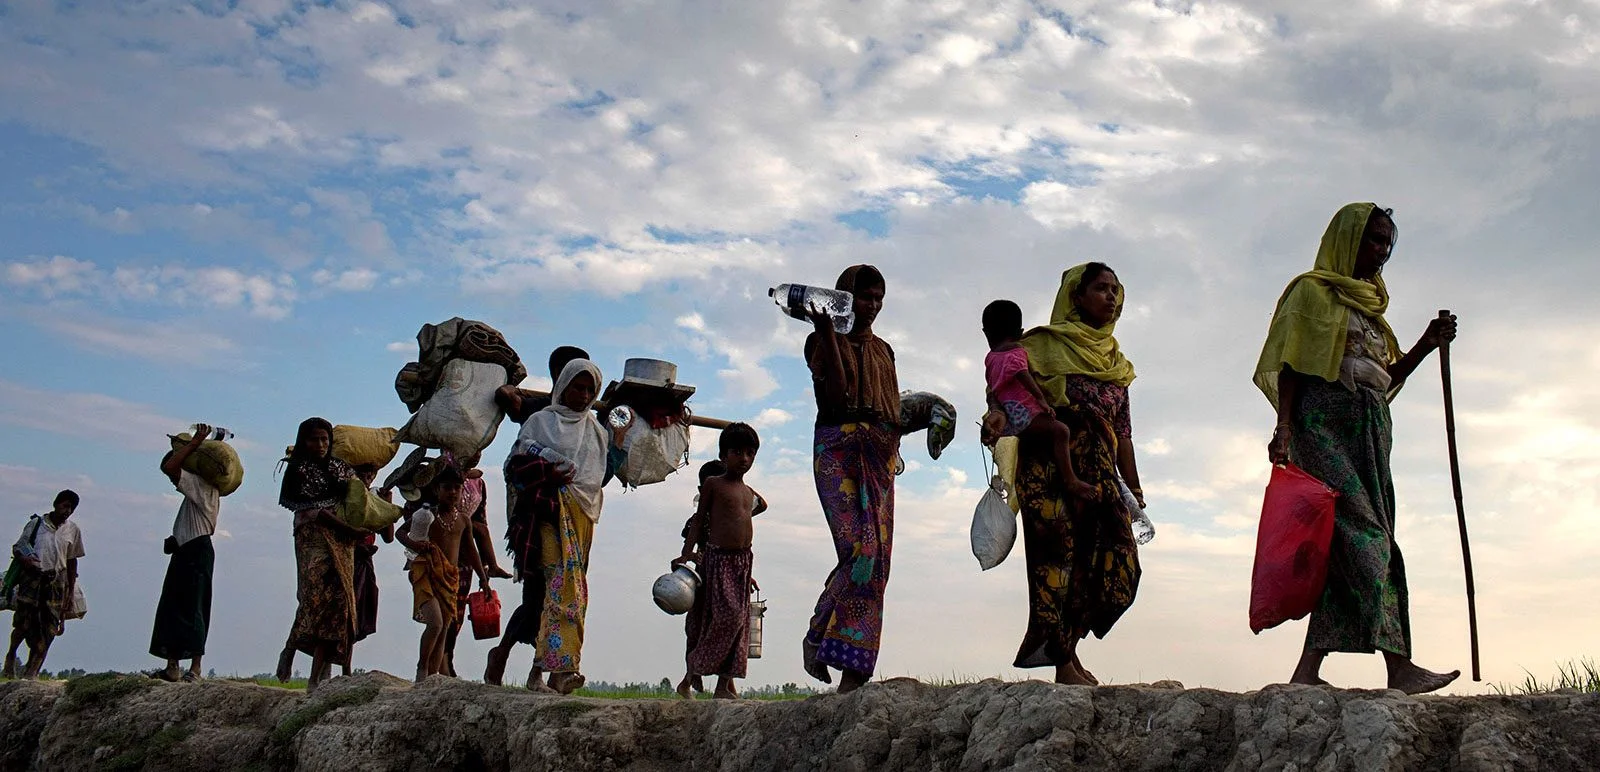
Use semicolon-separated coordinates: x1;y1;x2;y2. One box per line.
3;0;1596;694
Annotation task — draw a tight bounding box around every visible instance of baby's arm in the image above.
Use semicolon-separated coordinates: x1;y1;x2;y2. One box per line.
750;486;768;516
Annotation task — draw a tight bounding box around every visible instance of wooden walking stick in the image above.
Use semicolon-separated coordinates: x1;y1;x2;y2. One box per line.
1437;309;1481;681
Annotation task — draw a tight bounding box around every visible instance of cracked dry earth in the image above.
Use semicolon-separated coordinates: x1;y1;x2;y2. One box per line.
1;672;1596;770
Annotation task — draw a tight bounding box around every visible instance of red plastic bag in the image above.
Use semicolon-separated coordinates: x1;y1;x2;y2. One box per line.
1249;463;1339;634
468;588;501;640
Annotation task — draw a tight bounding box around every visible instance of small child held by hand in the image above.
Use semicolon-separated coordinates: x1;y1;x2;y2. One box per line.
674;423;765;700
982;300;1097;501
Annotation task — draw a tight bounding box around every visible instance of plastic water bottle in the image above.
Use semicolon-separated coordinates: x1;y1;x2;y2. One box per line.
409;505;435;543
191;424;234;441
1131;509;1156;545
769;284;855;335
1116;475;1156;545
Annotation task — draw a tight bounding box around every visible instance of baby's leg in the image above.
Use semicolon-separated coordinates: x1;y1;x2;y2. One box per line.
1022;415;1096;499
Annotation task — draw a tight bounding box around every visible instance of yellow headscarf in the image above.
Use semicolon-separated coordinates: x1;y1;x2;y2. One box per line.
1020;263;1137;406
1253;202;1402;408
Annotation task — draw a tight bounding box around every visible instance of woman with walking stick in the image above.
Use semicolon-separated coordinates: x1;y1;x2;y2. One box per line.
1254;202;1461;694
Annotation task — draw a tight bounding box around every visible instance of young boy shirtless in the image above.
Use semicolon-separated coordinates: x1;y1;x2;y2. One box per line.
395;462;488;681
673;423;763;699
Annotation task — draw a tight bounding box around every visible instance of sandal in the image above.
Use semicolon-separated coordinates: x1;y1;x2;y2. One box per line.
182;672;201;683
147;669;181;683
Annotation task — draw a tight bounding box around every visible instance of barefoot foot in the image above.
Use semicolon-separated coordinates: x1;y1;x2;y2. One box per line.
275;648;294;683
484;647;509;686
837;669;869;694
1388;663;1459;695
676;676;694;700
1054;662;1095;686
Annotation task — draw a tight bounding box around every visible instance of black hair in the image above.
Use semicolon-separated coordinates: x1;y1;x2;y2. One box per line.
852;265;885;293
426;464;465;501
548;346;591;381
719;422;760;456
1073;262;1117;298
54;490;80;509
290;417;335;460
697;459;727;486
982;299;1024;347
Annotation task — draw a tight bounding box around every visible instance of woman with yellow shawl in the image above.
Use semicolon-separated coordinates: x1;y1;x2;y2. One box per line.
1012;262;1144;686
1255;202;1459;694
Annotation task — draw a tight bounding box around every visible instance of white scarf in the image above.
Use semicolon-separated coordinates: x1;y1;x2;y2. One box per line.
519;359;608;520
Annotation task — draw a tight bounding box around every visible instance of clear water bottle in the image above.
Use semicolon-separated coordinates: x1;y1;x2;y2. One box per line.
1131;509;1156;545
1116;475;1155;545
769;284;855;335
191;424;234;441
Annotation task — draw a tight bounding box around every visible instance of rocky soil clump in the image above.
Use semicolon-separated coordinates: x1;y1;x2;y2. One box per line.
1;672;1595;770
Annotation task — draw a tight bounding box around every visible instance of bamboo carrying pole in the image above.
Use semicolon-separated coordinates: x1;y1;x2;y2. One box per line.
513;388;733;431
1437;309;1481;682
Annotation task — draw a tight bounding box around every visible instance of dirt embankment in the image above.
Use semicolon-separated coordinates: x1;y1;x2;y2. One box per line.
1;672;1595;770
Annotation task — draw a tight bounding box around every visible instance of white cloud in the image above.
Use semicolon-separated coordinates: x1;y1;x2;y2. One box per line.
750;408;794;429
312;268;381;292
0;380;185;452
33;313;240;368
3;255;97;296
3;257;297;319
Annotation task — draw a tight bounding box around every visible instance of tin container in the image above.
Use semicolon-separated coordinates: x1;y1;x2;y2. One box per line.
747;592;767;659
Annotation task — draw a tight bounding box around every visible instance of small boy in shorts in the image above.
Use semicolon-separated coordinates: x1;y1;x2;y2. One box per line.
673;423;765;699
981;300;1096;500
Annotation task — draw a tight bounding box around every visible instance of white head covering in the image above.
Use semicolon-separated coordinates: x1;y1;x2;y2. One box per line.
522;358;608;520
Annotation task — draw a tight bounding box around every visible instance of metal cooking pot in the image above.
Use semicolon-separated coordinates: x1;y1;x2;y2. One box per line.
652;565;701;615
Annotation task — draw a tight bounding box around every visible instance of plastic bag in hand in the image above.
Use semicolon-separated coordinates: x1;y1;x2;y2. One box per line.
970;475;1017;570
1248;463;1338;634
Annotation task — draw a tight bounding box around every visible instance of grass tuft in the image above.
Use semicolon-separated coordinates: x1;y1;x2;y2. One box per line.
61;672;158;713
1491;659;1600;695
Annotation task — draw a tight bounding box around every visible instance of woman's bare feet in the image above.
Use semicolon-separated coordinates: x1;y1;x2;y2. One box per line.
837;669;869;694
484;646;509;686
275;648;295;683
1290;649;1329;686
525;666;554;693
675;674;694;699
549;672;586;695
1070;653;1099;686
713;677;739;700
1387;660;1459;695
1053;661;1095;686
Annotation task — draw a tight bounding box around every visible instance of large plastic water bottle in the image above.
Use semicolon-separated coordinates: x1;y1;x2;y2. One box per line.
769;284;855;335
1116;475;1156;545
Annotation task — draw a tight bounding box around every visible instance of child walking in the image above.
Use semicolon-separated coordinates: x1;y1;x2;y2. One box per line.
674;423;764;700
981;300;1096;501
395;460;488;682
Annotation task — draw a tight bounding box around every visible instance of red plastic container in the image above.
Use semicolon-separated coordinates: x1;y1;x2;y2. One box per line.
1249;463;1339;634
468;588;501;640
